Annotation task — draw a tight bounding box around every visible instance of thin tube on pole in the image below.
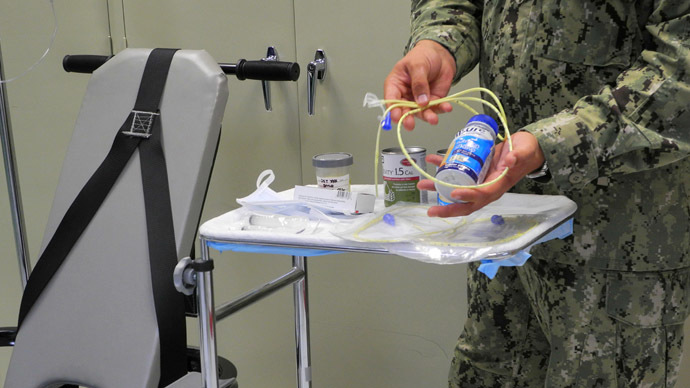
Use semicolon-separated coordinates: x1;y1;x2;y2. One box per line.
293;255;312;388
0;41;31;288
198;237;219;388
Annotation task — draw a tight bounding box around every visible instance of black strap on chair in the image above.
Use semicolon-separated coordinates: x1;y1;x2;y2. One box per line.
17;48;187;387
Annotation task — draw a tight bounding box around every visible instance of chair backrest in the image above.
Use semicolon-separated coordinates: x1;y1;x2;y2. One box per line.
4;48;228;388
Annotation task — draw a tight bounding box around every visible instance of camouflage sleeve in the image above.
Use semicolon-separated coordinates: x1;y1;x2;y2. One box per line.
405;0;483;82
522;1;690;191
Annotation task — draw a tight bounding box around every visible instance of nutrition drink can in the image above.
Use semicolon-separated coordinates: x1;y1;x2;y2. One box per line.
381;147;427;207
434;148;453;205
435;115;499;204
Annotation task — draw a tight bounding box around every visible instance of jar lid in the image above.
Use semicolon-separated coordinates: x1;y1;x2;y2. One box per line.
312;152;353;168
467;114;499;135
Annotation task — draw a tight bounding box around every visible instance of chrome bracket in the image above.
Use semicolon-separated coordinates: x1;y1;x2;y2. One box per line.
261;46;279;111
307;49;327;116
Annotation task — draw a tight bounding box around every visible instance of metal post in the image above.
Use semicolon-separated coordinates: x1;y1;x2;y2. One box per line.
292;255;312;388
198;237;219;388
0;41;31;288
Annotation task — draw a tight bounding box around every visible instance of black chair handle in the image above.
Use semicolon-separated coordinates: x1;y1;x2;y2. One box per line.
0;326;17;347
221;59;300;81
63;54;300;81
62;55;111;74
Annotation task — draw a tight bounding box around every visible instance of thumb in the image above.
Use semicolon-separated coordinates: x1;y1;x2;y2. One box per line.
407;63;431;106
497;150;518;170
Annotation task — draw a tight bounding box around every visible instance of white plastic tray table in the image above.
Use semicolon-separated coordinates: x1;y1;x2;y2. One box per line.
195;186;577;388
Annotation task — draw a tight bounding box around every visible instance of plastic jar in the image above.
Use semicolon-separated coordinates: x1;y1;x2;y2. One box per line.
312;152;353;190
435;114;499;203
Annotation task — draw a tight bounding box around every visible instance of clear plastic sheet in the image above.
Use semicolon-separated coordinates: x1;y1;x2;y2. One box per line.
200;182;577;266
331;195;576;264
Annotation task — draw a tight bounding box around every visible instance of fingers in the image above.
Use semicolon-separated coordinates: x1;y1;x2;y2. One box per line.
422;108;438;125
399;102;451;129
394;104;448;131
427;202;479;217
417;134;547;218
383;41;457;131
387;105;417;131
418;179;481;218
425;154;444;166
424;187;500;218
498;152;518;171
421;170;512;217
383;62;413;129
450;187;497;204
437;101;454;114
409;40;456;105
421;100;454;124
403;114;416;131
408;64;431;107
418;178;435;191
383;75;418;131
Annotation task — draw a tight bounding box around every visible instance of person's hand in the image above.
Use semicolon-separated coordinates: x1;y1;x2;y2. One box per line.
418;131;546;217
384;40;457;131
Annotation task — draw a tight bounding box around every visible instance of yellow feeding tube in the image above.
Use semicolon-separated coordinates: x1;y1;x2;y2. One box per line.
370;88;513;198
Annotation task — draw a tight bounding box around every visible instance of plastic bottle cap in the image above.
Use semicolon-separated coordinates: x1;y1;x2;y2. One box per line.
467;114;499;135
312;152;353;168
381;112;392;130
491;215;505;225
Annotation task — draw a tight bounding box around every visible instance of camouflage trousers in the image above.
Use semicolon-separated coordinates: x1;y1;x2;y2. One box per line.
449;258;690;388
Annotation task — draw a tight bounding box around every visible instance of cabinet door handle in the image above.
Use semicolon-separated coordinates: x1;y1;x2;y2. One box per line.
261;46;279;112
307;49;327;116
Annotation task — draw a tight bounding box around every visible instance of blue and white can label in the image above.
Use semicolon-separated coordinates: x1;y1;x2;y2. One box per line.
438;134;494;182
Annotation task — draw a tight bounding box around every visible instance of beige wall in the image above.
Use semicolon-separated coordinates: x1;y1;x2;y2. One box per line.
0;0;112;378
0;1;689;387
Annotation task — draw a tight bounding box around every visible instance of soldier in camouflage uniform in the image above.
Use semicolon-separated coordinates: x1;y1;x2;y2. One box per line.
384;0;690;386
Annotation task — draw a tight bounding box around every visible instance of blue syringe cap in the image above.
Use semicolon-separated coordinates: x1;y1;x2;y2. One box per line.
467;114;499;135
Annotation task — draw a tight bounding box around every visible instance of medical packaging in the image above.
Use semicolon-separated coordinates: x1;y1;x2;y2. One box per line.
293;185;374;215
226;171;576;271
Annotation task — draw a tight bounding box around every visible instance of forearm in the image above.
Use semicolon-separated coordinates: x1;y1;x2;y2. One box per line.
523;3;690;191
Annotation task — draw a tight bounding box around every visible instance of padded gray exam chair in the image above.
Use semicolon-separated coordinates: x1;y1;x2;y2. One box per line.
2;48;235;388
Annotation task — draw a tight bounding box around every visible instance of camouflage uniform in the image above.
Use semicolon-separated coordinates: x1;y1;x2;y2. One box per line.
406;0;690;386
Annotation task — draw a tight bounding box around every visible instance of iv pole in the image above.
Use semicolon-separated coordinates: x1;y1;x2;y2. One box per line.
0;40;32;288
